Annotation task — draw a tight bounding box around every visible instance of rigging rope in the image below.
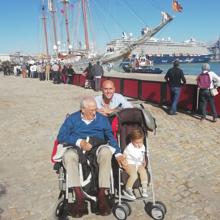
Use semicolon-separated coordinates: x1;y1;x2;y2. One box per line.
141;0;173;39
120;0;146;26
144;0;164;13
91;0;114;41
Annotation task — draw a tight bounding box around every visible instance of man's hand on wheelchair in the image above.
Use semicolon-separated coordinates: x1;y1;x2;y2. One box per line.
116;155;128;168
97;107;120;117
97;107;112;116
80;140;92;151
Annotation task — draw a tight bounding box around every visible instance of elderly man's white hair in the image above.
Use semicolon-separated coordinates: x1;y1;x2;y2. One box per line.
202;63;210;71
80;96;96;109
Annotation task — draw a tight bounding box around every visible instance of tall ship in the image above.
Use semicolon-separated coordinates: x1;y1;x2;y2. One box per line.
40;0;174;69
107;31;212;64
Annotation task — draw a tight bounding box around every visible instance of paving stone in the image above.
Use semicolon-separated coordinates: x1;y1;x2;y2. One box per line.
0;75;220;220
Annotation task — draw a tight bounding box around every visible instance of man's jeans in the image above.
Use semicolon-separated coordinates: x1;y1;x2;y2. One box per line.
170;87;181;114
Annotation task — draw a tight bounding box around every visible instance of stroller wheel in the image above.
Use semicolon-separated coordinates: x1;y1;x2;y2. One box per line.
145;202;165;220
155;201;167;214
54;195;68;219
112;204;128;220
121;202;131;216
115;201;131;216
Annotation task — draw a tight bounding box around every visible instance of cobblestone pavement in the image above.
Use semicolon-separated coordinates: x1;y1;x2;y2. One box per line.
0;75;219;220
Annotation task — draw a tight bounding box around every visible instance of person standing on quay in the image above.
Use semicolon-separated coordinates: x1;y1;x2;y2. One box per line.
21;63;27;78
45;62;51;81
164;60;186;115
197;63;220;122
92;61;104;91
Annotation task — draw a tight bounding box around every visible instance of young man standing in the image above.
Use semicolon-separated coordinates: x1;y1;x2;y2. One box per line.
164;60;186;115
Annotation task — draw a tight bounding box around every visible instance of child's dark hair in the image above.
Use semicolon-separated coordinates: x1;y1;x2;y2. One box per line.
129;128;144;141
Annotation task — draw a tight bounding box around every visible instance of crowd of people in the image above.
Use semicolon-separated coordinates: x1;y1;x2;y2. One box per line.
1;61;76;84
1;60;219;121
1;60;105;92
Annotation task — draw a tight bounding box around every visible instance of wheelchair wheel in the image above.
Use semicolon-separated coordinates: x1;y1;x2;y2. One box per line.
145;201;165;220
112;204;127;220
54;195;68;219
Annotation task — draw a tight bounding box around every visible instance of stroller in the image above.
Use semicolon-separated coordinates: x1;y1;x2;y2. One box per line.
110;105;167;220
52;106;166;220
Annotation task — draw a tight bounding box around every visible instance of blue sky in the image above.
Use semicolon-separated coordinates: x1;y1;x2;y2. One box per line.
0;0;219;55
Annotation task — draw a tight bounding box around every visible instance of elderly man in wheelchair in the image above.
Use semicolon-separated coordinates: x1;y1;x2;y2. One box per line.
55;96;127;218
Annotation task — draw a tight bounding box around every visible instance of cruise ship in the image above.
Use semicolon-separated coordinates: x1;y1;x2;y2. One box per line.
106;30;212;64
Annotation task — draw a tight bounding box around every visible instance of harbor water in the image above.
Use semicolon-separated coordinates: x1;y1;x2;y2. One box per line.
154;62;220;76
116;62;220;76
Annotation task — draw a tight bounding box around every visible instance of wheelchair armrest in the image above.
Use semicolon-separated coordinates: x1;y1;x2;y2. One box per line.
53;162;62;173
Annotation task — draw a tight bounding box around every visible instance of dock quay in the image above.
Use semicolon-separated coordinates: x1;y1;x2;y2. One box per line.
0;73;219;220
105;70;198;84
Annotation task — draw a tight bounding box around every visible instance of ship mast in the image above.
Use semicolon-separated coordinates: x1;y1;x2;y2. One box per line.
61;0;72;53
48;0;58;55
41;0;49;60
82;0;89;50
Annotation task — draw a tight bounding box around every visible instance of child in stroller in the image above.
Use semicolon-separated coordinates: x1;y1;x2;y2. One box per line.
123;128;148;200
111;107;167;220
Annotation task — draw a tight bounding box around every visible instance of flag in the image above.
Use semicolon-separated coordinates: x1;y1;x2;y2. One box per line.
172;0;183;12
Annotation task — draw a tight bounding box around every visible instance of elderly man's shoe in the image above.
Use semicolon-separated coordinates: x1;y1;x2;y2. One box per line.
98;188;112;216
67;187;87;217
68;202;88;218
98;198;111;216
